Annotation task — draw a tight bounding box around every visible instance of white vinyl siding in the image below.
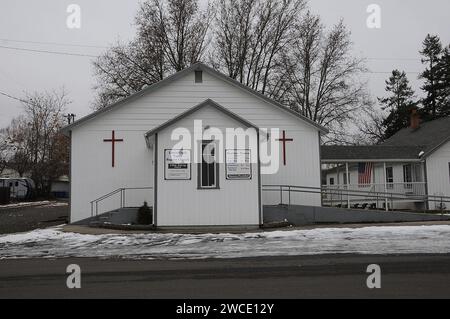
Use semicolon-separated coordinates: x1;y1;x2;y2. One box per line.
156;105;259;227
426;140;450;209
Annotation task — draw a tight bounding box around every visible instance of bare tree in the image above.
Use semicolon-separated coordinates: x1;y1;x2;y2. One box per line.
93;0;369;145
93;0;213;109
93;40;166;108
281;18;369;143
3;89;70;196
213;4;368;143
212;0;306;95
144;0;213;71
1;117;30;177
353;104;387;145
0;133;8;175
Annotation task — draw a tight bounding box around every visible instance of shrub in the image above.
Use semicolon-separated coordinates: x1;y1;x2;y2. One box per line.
137;202;153;225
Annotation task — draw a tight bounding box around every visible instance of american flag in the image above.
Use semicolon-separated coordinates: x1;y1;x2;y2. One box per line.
358;162;373;184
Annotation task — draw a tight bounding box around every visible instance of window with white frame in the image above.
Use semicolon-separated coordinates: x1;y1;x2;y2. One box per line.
386;166;394;189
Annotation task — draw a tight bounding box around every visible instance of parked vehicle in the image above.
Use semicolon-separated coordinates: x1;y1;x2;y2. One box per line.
0;178;35;200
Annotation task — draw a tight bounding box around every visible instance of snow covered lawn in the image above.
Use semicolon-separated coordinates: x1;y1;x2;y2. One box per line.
0;225;449;260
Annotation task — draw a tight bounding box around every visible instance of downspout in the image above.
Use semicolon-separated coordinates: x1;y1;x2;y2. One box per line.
257;130;263;227
423;159;429;210
153;133;158;227
383;162;388;211
346;162;350;209
318;132;323;207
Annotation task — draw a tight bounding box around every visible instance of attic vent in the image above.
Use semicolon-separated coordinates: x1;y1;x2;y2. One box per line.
195;70;203;83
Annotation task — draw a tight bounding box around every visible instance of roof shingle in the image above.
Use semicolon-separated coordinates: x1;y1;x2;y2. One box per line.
321;116;450;161
321;145;424;161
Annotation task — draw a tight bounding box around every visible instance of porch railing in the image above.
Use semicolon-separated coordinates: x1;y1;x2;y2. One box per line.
262;184;450;211
90;187;153;217
323;182;427;197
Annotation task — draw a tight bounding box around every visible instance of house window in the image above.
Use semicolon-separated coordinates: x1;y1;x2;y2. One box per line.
329;177;335;185
195;70;203;83
386;167;394;189
199;141;218;189
403;164;412;189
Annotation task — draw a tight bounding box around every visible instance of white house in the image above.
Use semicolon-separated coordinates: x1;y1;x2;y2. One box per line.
322;114;450;211
62;63;327;228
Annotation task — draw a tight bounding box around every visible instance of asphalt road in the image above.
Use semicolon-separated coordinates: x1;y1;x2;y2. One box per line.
0;254;449;298
0;203;68;234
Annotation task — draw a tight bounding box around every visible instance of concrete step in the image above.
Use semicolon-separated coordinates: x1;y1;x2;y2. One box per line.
74;206;152;226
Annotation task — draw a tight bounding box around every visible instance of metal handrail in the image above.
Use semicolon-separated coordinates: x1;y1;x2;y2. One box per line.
90;187;153;217
321;183;427;196
91;188;123;205
262;184;450;209
321;188;426;199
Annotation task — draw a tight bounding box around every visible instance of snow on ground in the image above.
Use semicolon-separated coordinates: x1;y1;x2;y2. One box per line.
0;201;67;209
36;202;68;208
0;225;449;260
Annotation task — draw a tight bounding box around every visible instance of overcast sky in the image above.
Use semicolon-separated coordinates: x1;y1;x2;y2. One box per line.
0;0;449;128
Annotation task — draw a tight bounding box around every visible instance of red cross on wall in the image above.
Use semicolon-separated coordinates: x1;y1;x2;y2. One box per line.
103;130;124;167
276;130;293;166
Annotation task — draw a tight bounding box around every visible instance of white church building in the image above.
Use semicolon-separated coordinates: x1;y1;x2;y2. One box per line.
62;63;327;228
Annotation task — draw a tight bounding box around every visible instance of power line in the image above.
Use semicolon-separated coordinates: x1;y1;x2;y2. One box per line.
365;71;421;74
367;57;420;61
0;45;422;74
0;90;53;112
0;38;425;60
0;90;28;104
0;38;108;49
0;90;42;109
0;45;98;58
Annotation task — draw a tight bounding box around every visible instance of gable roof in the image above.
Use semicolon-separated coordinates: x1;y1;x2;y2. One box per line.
144;99;258;138
321;116;450;162
321;145;424;162
381;116;450;157
61;62;328;135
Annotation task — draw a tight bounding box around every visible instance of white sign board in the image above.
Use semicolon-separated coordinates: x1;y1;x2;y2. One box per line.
225;150;252;180
165;149;191;180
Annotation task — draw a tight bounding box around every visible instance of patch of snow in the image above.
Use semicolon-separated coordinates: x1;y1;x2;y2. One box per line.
0;201;50;208
0;201;67;209
0;225;449;260
37;202;68;208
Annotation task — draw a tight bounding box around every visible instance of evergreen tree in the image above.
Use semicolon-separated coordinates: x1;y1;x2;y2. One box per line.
379;70;417;139
435;45;450;116
419;34;443;119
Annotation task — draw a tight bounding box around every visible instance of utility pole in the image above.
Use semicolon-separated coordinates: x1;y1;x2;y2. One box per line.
66;113;76;124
